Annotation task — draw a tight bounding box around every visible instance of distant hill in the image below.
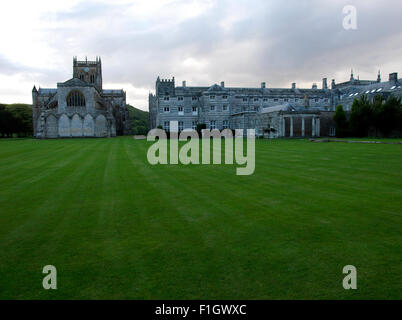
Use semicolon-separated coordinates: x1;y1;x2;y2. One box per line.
127;104;149;135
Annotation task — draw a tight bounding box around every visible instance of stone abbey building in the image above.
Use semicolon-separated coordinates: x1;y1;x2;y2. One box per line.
32;57;130;138
149;71;402;137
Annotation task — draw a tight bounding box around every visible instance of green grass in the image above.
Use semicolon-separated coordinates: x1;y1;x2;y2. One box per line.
0;137;401;299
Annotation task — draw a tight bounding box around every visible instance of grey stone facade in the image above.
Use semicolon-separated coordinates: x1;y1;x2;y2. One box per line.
32;57;130;139
149;71;402;137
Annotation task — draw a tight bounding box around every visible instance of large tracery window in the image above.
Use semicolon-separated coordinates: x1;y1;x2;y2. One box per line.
66;91;86;107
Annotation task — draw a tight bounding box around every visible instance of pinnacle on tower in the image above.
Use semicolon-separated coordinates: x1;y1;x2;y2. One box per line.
350;69;354;81
377;70;381;82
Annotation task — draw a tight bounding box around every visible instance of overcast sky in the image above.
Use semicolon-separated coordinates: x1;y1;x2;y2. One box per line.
0;0;401;110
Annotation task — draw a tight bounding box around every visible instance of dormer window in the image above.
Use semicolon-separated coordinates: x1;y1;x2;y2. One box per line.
210;95;215;100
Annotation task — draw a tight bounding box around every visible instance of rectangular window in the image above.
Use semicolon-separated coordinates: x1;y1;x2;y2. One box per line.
164;106;170;113
263;98;267;102
164;121;170;131
284;98;289;102
243;98;247;102
223;105;228;111
315;98;319;102
164;96;169;101
222;95;228;100
192;97;197;101
254;98;259;102
178;106;184;115
223;120;228;129
178;97;183;101
178;121;184;131
210;105;215;111
210;120;216;129
192;106;197;115
274;98;278;102
192;121;197;130
210;95;215;100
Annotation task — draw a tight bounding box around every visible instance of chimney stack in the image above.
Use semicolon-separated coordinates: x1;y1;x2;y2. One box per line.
261;82;266;89
322;78;328;89
291;82;296;89
312;83;317;89
331;79;336;89
182;81;186;87
221;81;225;87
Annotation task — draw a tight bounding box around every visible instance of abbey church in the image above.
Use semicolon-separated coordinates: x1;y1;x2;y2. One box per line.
32;57;130;138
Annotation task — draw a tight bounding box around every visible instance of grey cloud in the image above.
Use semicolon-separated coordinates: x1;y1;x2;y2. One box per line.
27;0;402;109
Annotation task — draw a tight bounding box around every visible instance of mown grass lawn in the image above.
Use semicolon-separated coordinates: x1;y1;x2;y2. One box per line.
0;137;401;299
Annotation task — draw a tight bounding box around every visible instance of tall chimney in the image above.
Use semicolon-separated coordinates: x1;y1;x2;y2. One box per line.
221;81;225;87
312;83;317;89
261;82;266;89
331;79;336;89
291;83;296;89
182;81;186;87
322;78;328;89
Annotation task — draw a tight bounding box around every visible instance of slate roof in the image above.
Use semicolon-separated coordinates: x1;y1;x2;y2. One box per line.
57;77;92;87
38;88;57;94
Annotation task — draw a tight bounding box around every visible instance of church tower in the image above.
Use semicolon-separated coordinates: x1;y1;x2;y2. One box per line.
73;56;103;91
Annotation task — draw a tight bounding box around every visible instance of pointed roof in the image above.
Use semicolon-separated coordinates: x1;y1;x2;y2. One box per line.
207;83;227;92
57;77;92;87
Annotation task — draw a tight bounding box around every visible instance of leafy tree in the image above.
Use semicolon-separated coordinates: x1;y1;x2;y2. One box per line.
348;94;402;137
333;105;348;137
349;95;373;137
0;103;32;137
377;96;402;136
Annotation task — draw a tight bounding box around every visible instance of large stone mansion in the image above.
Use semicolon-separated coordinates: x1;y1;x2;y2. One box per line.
149;71;402;137
32;57;130;138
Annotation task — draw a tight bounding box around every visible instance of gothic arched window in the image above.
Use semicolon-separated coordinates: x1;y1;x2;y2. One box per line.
66;91;85;107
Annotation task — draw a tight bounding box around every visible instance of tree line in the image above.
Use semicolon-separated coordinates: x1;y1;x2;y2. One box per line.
333;95;402;137
0;104;33;138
